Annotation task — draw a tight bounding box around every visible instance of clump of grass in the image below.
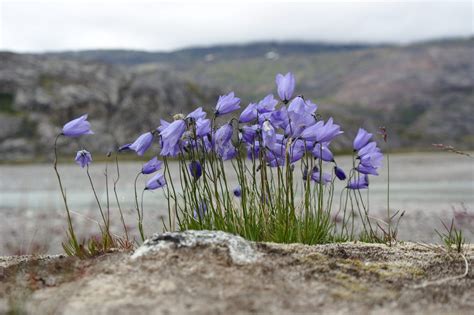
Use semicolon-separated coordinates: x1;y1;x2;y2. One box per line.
53;125;132;258
435;218;465;254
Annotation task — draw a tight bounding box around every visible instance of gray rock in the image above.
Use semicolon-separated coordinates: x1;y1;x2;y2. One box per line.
132;230;261;264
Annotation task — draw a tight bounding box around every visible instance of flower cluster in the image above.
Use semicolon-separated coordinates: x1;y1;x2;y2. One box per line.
347;128;383;189
117;72;363;191
57;71;386;248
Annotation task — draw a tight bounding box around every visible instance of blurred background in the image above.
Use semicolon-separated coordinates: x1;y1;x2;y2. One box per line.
0;0;473;254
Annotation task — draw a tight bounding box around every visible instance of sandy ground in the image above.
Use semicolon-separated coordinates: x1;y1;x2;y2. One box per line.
1;205;473;256
0;231;472;315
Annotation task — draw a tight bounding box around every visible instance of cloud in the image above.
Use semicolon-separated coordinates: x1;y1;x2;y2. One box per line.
0;0;472;52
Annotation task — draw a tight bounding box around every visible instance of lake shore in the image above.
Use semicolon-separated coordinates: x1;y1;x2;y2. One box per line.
1;231;473;314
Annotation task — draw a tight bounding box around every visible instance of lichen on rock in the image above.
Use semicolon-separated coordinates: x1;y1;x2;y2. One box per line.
131;230;261;264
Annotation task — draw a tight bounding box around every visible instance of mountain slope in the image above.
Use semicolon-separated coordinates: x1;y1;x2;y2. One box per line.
0;38;472;160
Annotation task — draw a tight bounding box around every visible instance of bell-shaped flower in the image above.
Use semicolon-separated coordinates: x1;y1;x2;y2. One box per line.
334;166;347;180
287;96;307;117
347;174;369;190
196;118;211;137
141;156;163;175
217;142;237;160
189;161;202;179
358;142;382;160
214;123;233;147
246;141;260;160
118;143;132;152
266;142;286;167
257;94;278;113
353;128;373;151
145;172;167;190
301;117;343;143
312;142;334;162
262;120;276;149
130;132;154;156
215;92;241;116
357;164;379;176
62;114;93;137
157;119;170;133
240;125;259;144
239;103;258;123
311;170;332;185
267;155;286;167
288;139;306;163
160;120;186;156
304;99;318;114
285;97;317;137
260;105;288;129
75;149;92;168
187;107;207;121
357;141;383;174
275;72;295;102
233;186;242;197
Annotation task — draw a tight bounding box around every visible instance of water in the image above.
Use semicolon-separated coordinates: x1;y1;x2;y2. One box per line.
0;152;473;254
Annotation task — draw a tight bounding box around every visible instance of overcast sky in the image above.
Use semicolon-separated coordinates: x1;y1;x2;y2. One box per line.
0;0;472;52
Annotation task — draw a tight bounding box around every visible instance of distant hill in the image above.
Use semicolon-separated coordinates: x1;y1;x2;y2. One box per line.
43;42;374;66
0;38;472;160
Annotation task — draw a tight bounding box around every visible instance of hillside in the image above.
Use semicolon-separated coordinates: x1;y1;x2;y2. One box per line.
0;54;219;160
0;38;472;160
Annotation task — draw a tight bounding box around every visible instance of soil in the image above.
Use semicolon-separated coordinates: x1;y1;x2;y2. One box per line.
0;231;472;315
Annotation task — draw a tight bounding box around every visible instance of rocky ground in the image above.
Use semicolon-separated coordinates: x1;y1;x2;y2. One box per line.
0;230;472;315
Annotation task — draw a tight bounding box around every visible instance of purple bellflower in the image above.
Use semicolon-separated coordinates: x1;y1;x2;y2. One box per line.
246;141;260;160
311;170;332;185
334;166;347;180
142;156;163;175
62;114;93;137
353;128;373;151
215;92;240;116
260;105;288;129
257;94;278;113
130;132;154;156
239;103;258;123
189;160;203;179
75;149;92;168
160;119;186;156
196;118;211;137
218;142;237;160
233;186;242;197
301;117;343;143
118;143;132;152
304;99;318;114
347;174;369;190
357;142;383;175
187;107;207;120
262;120;276;149
275;72;295;102
240;125;259;144
214;123;233;148
288;139;306;163
286;97;316;138
312;142;334;162
145;172;166;190
214;123;236;160
157;119;170;133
